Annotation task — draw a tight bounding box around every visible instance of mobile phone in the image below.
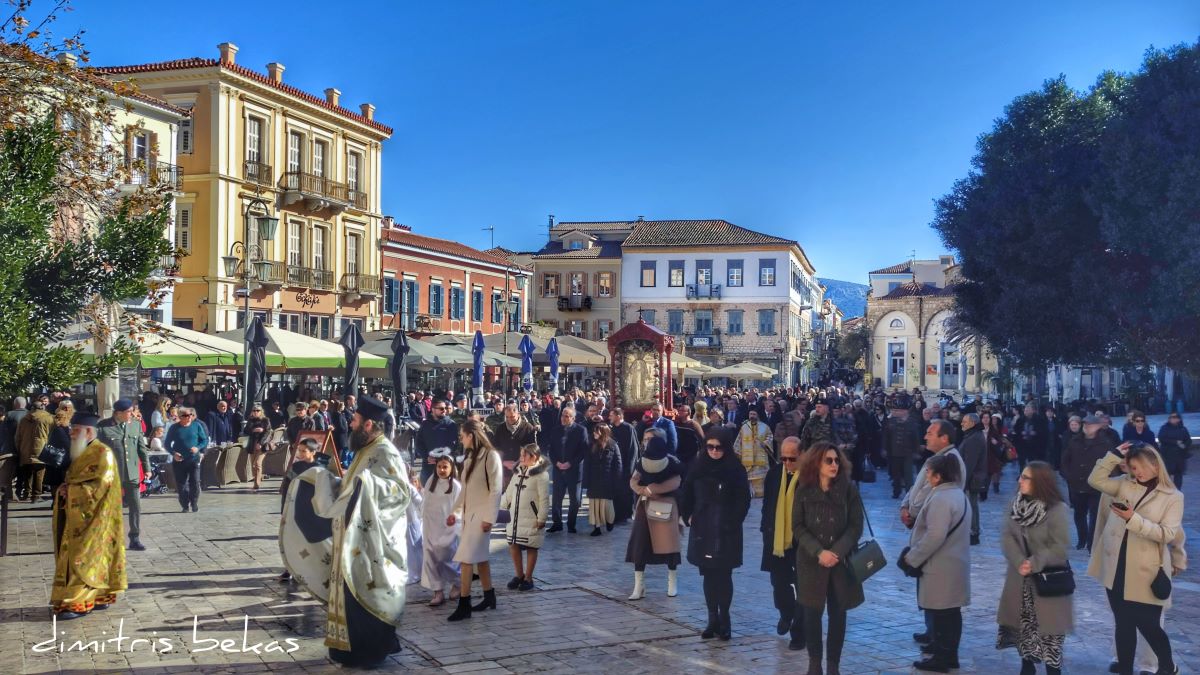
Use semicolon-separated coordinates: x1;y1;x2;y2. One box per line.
1112;502;1130;511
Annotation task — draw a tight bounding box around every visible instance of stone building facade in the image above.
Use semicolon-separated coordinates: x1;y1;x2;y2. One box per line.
529;220;633;340
865;257;997;394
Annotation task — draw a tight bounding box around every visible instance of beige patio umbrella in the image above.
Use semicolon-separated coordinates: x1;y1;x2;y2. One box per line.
216;326;385;373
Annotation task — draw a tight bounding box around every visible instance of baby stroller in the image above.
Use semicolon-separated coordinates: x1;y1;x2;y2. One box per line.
143;451;171;495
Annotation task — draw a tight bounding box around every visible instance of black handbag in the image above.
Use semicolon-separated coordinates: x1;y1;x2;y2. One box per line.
1023;535;1075;597
846;490;887;584
1151;544;1172;600
38;444;68;470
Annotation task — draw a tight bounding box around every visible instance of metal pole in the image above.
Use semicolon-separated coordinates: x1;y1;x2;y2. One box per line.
503;268;511;396
242;202;251;414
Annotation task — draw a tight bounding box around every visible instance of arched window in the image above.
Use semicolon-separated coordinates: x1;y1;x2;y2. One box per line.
889;318;904;329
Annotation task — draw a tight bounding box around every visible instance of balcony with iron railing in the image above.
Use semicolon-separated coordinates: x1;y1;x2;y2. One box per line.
254;260;286;290
286;265;334;290
685;329;722;348
281;170;352;213
340;272;380;298
686;283;722;300
557;295;593;311
244;160;273;187
109;154;184;192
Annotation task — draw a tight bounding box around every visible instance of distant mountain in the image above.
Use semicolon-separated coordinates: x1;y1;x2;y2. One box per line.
818;278;868;319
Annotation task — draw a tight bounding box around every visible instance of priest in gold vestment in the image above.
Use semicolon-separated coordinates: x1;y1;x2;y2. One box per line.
51;413;127;619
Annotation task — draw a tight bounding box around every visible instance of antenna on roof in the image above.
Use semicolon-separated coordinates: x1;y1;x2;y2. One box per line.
482;225;495;249
637;215;644;221
548;214;555;243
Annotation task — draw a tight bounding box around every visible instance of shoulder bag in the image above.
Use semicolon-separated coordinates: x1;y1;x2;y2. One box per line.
846;489;887;584
1151;542;1173;600
646;498;675;522
38;444;68;470
1022;534;1075;597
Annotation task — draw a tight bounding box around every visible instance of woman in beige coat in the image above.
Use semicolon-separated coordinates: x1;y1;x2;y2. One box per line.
997;461;1072;675
625;436;684;600
1087;442;1183;675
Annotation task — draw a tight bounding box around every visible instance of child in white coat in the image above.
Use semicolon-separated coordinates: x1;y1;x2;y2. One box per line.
421;451;462;607
500;444;551;591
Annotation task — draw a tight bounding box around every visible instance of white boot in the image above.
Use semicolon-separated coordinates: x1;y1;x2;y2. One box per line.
628;571;645;600
667;569;678;597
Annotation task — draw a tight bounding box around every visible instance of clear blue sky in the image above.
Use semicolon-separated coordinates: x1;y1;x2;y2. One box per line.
58;0;1199;282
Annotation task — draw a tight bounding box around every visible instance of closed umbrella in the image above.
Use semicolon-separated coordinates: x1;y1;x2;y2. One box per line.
339;321;365;399
244;316;270;409
471;330;486;408
390;330;410;417
547;337;561;396
519;334;536;394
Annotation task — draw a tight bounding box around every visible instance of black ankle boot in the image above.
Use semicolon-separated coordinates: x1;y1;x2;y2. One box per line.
717;607;731;641
471;588;496;612
700;609;718;639
446;596;471;621
590;527;602;536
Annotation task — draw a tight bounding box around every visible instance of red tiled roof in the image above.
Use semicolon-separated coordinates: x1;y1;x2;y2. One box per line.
94;58;392;135
870;262;912;275
383;229;528;269
881;281;949;299
622;219;796;248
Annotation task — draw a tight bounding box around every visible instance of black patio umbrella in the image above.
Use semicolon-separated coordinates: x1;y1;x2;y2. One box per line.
339;322;366;398
390;329;410;417
245;316;270;409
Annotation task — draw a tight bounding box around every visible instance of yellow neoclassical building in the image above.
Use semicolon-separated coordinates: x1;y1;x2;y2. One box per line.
98;42;392;337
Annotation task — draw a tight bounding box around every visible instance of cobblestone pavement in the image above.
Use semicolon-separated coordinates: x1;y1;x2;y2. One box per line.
3;457;1198;674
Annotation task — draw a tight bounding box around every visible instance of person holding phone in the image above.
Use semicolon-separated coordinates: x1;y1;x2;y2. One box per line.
1087;441;1183;675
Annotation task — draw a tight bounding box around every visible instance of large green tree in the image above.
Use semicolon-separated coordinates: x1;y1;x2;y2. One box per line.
0;1;177;395
933;41;1200;375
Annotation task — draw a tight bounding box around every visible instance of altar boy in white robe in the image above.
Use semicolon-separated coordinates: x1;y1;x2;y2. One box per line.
280;396;412;668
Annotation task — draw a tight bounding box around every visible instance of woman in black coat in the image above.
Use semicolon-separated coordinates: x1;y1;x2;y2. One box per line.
678;428;751;641
583;423;623;536
793;441;864;675
1157;412;1192;487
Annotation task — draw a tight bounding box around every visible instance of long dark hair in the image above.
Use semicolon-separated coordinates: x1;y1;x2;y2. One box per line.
591;422;612;453
460;419;495;483
798;440;849;488
1019;460;1063;506
428;455;459;495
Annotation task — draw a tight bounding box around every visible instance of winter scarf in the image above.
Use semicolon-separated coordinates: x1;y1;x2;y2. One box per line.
1009;494;1048;528
772;469;799;557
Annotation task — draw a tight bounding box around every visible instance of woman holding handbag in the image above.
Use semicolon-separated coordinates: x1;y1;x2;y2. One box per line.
997;461;1073;675
678;428;751;641
1088;442;1183;675
792;441;864;675
624;436;684;601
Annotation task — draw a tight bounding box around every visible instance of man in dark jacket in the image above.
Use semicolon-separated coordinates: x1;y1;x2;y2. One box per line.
957;414;987;545
414;400;458;484
1011;403;1048;468
760;436;806;650
491;404;536;489
547;406;589;533
798;402;833;450
206;400;238;445
1058;414;1113;550
884;402;921;499
608;407;640;523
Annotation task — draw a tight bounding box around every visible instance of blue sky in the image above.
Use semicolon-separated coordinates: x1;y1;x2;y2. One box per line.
59;0;1199;281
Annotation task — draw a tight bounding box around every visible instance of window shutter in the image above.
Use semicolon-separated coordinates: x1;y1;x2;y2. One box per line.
179;117;193;154
175;206;191;252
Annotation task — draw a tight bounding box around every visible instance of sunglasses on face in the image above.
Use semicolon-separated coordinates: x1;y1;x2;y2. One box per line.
180;413;192;418
780;456;799;463
705;443;724;451
1134;418;1145;423
823;456;838;466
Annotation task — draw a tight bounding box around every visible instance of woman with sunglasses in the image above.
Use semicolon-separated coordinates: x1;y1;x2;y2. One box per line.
997;461;1072;675
1156;413;1192;487
678;428;751;641
1121;410;1157;449
792;441;864;675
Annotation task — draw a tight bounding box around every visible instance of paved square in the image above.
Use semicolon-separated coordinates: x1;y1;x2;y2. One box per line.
3;455;1197;673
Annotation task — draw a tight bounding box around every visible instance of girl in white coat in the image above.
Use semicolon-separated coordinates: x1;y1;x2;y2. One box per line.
421;451;462;607
446;420;502;621
501;444;551;591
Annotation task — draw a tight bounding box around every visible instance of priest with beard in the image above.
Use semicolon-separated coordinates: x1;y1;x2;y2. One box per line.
279;395;412;668
51;413;127;619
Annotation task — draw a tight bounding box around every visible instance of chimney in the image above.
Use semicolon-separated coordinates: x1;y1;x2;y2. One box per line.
637;215;645;221
56;53;78;68
217;42;238;65
381;216;394;229
359;103;375;121
267;62;285;83
324;88;341;107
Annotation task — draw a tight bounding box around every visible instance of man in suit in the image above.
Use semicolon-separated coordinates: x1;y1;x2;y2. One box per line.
98;399;150;550
491;403;536;489
609;407;640;523
547;406;588;533
646;402;677;456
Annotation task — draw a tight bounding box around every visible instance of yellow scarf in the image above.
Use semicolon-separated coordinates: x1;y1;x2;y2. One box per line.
772;469;798;557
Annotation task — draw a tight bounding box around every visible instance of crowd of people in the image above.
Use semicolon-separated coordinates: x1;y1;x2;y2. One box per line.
0;380;1189;674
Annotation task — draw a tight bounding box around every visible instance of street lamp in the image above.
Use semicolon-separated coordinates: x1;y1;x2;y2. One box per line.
226;196;278;412
501;266;527;395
